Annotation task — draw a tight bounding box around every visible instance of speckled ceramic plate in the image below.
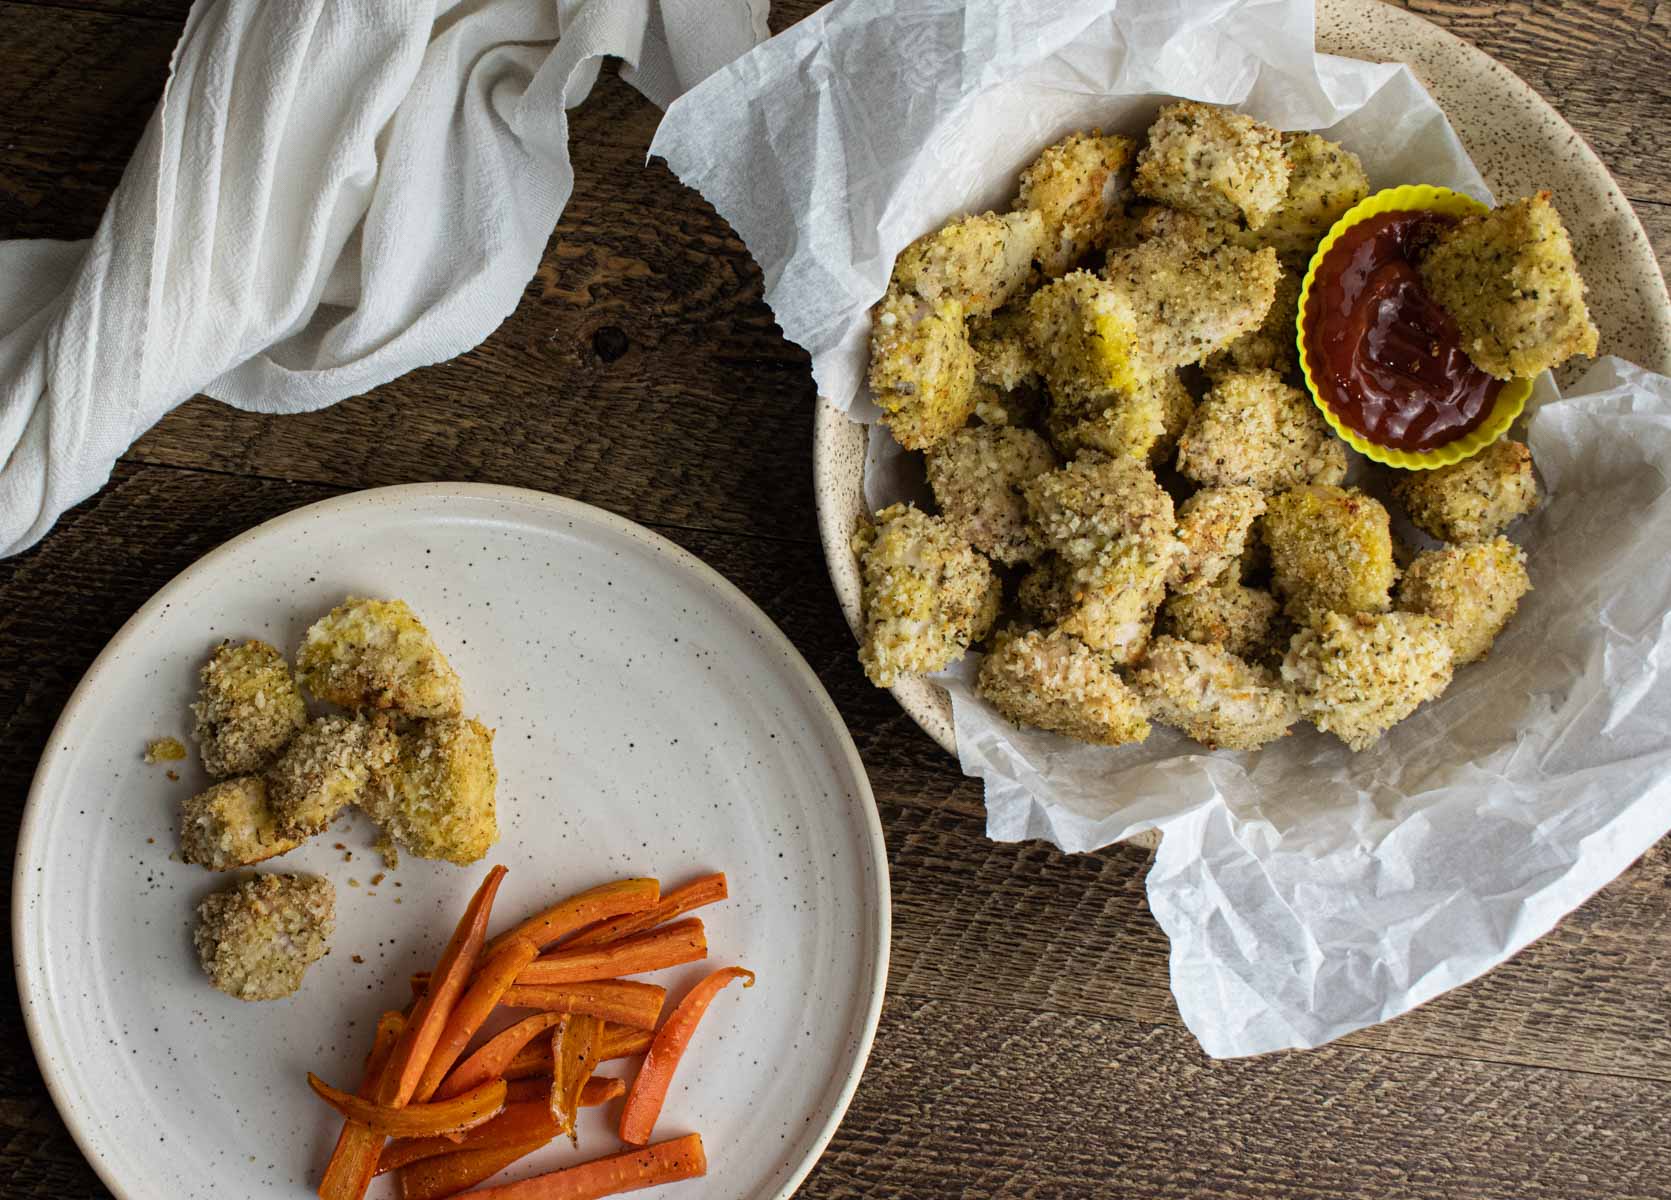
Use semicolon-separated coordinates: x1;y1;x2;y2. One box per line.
813;0;1671;756
14;484;888;1200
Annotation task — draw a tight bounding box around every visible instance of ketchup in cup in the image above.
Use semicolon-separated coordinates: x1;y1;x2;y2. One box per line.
1304;209;1502;453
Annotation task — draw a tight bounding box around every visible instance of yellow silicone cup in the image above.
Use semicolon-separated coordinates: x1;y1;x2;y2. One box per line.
1295;184;1533;471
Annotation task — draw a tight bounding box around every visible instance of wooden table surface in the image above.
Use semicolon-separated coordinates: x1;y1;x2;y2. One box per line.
3;1;1669;1196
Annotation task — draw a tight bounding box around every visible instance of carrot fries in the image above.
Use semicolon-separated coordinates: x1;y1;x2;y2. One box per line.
619;968;754;1146
515;920;707;987
566;874;728;949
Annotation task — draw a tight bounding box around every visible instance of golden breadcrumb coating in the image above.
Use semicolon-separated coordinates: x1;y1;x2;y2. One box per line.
179;776;302;871
1418;192;1599;380
298;597;463;718
926;426;1058;566
1016;130;1136;276
1103;235;1281;373
1264;485;1397;623
1204;264;1302;379
192;640;307;777
1396;537;1531;665
1173;486;1268;594
194;874;334;1001
1021;540;1179;665
1281;611;1455;751
1133;636;1296;750
1390;438;1540;544
1133;101;1292;229
1131;203;1259;251
364;717;498;865
852;503;1000;687
1175;368;1348;492
266;714;397;837
977;627;1151;745
1259;132;1370;260
1048;371;1194;467
1023;455;1176;562
1162;578;1283;663
969;305;1042;393
892;209;1045;317
867;287;979;450
1025;270;1149;402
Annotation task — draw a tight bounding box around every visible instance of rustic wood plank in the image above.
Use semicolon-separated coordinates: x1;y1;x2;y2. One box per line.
798;995;1671;1200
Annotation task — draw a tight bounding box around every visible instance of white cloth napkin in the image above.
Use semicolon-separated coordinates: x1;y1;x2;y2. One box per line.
0;0;769;558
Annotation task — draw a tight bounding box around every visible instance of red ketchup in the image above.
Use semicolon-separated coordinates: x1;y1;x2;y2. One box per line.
1304;210;1501;452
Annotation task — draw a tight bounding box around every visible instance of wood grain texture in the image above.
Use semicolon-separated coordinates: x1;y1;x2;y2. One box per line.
2;1;1671;1198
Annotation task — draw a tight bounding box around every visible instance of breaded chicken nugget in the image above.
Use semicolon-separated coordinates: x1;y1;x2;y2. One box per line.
1259;132;1370;260
1048;371;1194;467
1025;270;1150;402
1131;203;1259;251
179;776;302;871
852;504;1000;687
266;714;397;837
1134;101;1291;230
1023;454;1176;562
1390;438;1539;543
1016;130;1136;277
977;627;1151;745
1173;486;1267;594
867;287;979;450
298;597;463;718
362;717;498;865
1103;235;1281;372
927;426;1057;566
192;640;307;777
1133;636;1296;750
195;874;334;1001
1175;368;1347;492
969;304;1041;394
1162;578;1282;663
893;210;1045;317
1021;540;1179;665
1204;264;1302;379
1396;537;1530;665
1264;485;1397;623
1418;192;1599;380
1281;611;1454;751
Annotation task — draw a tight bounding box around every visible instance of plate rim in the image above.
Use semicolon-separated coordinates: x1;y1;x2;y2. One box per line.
811;0;1671;759
12;480;892;1200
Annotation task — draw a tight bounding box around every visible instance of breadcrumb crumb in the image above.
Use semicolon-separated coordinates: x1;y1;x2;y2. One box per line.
145;737;187;764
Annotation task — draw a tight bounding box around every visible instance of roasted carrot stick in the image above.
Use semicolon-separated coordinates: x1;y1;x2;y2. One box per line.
436;1012;566;1102
379;865;508;1108
549;1014;603;1140
515;919;706;987
499;981;667;1030
309;1074;506;1139
484;878;660;959
316;1011;405;1200
414;937;540;1103
566;874;728;949
377;1081;623;1176
397;1136;553;1200
618;967;754;1146
504;1027;652;1081
458;1133;707;1200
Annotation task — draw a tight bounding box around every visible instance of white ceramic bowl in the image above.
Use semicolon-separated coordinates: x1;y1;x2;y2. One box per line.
814;0;1671;756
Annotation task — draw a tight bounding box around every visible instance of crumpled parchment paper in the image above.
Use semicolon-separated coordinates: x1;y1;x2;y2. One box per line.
651;0;1671;1056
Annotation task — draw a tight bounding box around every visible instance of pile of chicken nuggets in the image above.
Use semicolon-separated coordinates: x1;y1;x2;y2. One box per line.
854;100;1570;755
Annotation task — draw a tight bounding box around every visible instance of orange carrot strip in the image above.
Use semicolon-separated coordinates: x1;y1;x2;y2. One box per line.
549;1014;603;1141
515;920;706;987
618;967;754;1146
505;1027;651;1081
380;865;509;1108
436;1012;566;1102
397;1136;553;1200
459;1133;707;1200
317;1011;405;1200
308;1073;506;1139
414;938;540;1103
566;874;728;949
376;1080;616;1178
499;981;667;1030
484;878;660;959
